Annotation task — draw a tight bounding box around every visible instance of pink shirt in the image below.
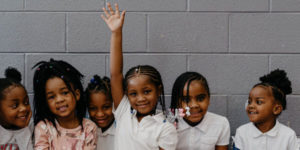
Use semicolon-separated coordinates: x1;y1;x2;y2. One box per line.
34;118;97;150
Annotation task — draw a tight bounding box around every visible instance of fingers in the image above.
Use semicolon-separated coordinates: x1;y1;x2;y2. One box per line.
107;3;115;15
102;7;110;18
115;3;120;16
120;10;126;21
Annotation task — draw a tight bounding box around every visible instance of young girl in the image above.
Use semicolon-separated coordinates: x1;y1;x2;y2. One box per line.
33;59;97;150
170;72;230;150
234;69;299;150
0;67;33;150
85;75;115;150
101;3;178;150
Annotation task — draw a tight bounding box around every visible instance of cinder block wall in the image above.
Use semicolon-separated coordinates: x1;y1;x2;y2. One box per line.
1;0;300;139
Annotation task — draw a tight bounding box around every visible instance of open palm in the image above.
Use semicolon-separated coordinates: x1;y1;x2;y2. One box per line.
101;3;126;33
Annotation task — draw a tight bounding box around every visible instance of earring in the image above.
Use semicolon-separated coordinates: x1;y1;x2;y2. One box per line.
185;106;190;116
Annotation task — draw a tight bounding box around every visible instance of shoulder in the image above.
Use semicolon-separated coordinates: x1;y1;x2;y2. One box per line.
277;122;297;136
35;120;51;130
82;118;97;132
236;122;252;134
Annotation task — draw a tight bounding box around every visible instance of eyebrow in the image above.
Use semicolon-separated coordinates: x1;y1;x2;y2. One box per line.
46;87;68;95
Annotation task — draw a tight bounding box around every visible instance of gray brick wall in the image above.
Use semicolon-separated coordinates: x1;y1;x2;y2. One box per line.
1;0;299;142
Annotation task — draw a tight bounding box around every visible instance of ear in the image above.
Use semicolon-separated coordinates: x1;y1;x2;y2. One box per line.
74;89;81;101
273;104;283;115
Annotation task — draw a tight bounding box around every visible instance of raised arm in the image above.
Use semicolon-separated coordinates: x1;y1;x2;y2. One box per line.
101;3;125;109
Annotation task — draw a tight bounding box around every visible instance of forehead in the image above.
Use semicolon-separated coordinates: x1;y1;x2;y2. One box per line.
183;80;207;94
45;77;68;91
89;92;111;104
2;86;27;101
250;86;272;97
127;75;156;88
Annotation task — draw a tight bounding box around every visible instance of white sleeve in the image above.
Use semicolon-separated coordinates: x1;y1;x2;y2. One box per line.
288;131;299;150
113;95;130;121
158;123;178;150
233;128;243;149
217;117;230;145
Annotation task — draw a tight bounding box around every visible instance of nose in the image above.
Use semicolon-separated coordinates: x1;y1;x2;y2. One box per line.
96;110;105;118
55;94;65;104
137;94;146;102
188;98;199;108
19;103;28;112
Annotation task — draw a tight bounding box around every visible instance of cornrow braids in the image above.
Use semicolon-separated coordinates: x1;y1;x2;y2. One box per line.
32;58;86;129
124;65;166;116
253;69;292;110
0;67;24;101
85;75;112;106
171;72;210;109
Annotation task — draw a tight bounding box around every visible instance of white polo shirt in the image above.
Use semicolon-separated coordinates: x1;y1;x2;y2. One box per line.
96;122;115;150
176;112;230;150
234;121;299;150
113;96;178;150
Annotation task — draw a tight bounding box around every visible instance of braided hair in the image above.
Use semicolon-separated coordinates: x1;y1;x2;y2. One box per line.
85;75;112;105
170;72;210;109
124;65;166;115
32;58;86;128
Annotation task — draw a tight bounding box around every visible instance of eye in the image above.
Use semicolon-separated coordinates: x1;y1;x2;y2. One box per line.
103;105;111;110
24;99;30;105
62;90;69;95
88;106;97;111
47;95;55;100
196;95;206;101
247;99;251;104
129;92;137;97
181;96;190;102
256;100;263;105
11;103;18;109
144;90;151;95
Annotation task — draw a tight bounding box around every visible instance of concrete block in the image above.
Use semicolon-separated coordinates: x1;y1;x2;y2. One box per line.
208;95;227;117
227;95;249;135
189;54;268;95
279;96;300;136
230;14;300;53
107;54;187;95
111;0;186;11
26;0;104;11
272;0;300;11
270;55;300;94
0;13;65;52
0;0;23;10
26;54;106;93
190;0;268;11
67;13;146;52
149;13;228;53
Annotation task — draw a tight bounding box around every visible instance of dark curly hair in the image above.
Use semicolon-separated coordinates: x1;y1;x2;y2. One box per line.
253;69;292;110
0;67;24;101
32;58;86;128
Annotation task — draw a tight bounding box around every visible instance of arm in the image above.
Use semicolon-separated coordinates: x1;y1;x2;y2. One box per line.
215;145;228;150
101;3;126;109
34;121;50;150
84;121;98;150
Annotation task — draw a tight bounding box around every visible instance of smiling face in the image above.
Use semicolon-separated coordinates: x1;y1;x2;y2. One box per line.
45;77;80;121
247;86;280;126
126;75;161;116
181;80;210;124
0;86;32;129
88;92;114;129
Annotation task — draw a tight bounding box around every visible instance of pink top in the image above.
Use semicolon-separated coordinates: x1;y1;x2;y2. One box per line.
34;118;97;150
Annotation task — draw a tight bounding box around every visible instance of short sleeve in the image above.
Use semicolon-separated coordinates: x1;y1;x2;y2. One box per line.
158;123;178;150
288;131;299;150
34;121;50;150
233;128;243;149
113;95;130;121
217;117;230;145
83;119;98;150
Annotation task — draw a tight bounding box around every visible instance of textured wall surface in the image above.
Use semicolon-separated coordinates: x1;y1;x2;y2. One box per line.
1;0;299;141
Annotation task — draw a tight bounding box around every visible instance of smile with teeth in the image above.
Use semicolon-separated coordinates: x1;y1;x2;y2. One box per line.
17;113;29;120
248;111;258;114
57;105;68;112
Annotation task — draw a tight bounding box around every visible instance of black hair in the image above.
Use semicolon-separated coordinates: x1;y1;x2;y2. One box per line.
124;65;166;115
32;58;86;128
85;75;112;105
0;67;24;101
253;69;292;110
170;72;210;109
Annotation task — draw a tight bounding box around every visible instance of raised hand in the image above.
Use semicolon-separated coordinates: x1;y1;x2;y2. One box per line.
101;3;126;33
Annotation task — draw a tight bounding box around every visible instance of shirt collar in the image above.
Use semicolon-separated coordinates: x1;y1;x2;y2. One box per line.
177;112;209;133
251;120;280;138
98;121;116;137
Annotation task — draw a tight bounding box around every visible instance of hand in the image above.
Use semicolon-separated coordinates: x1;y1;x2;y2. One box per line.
101;3;126;33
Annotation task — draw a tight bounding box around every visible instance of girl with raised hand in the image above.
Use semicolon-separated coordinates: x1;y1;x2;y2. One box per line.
170;72;230;150
33;59;97;150
234;69;299;150
0;67;33;150
102;3;178;150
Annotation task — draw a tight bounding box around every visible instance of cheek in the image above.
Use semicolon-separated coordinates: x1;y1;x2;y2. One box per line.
104;109;114;117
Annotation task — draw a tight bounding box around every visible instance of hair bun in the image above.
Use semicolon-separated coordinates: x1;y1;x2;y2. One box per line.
5;67;22;83
259;69;292;95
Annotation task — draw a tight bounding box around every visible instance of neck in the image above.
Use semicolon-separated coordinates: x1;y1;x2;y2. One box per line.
136;109;156;122
255;119;276;133
101;118;115;133
56;115;80;129
183;117;203;127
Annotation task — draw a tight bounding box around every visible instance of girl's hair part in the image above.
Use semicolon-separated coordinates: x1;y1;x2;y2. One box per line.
124;65;166;115
0;67;24;100
85;75;112;105
254;69;292;110
170;72;210;109
32;58;86;127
